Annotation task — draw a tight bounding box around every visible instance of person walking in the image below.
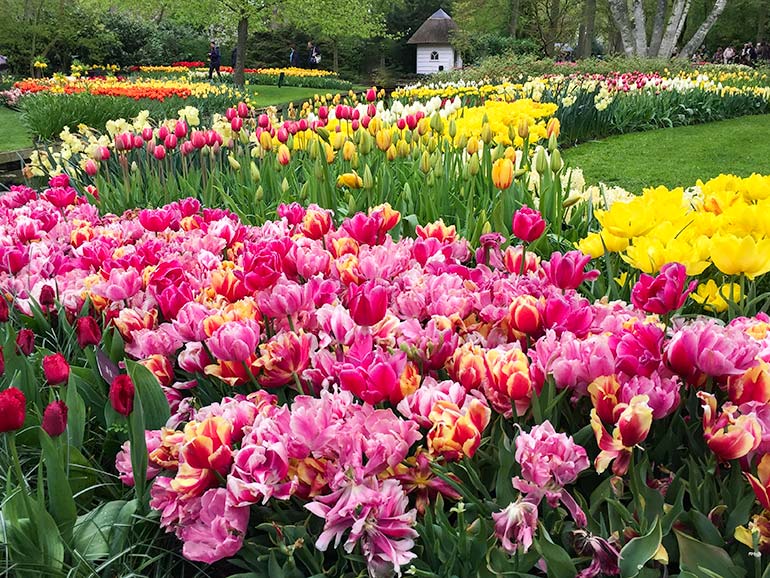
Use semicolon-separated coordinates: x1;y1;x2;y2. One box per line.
307;41;320;68
209;41;222;80
289;44;300;68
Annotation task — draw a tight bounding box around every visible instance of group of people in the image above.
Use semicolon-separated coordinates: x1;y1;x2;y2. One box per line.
708;42;770;65
207;40;322;80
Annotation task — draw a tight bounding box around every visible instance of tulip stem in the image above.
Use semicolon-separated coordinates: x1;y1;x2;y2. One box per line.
519;242;527;276
293;371;308;396
7;432;33;517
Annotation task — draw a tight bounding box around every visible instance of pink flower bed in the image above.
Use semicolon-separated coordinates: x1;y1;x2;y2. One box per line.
4;176;770;575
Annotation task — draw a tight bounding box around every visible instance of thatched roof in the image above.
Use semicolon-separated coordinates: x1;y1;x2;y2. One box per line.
407;9;457;45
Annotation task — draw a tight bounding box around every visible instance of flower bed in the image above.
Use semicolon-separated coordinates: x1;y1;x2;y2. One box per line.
3;175;770;576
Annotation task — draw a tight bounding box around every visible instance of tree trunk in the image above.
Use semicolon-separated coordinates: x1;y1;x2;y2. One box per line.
577;0;596;58
679;0;728;58
509;0;521;39
547;0;562;57
757;0;767;43
607;0;636;55
332;41;339;73
234;15;248;87
649;0;669;56
658;0;690;58
632;0;649;55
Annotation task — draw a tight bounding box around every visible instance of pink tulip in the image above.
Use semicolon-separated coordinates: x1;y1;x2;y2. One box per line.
208;320;261;362
631;262;696;315
512;206;546;242
231;117;243;132
191;130;206;149
225;107;237;121
493;498;539;554
276;127;288;142
174;120;188;139
97;146;110;161
366;87;377;102
84;159;98;176
542;250;599;290
347;280;388;327
318;106;328;120
164;134;178;150
158;125;169;140
181;141;194;156
237;102;249;118
397;118;406;130
258;113;270;128
139;208;173;232
142;127;154;141
153;145;167;160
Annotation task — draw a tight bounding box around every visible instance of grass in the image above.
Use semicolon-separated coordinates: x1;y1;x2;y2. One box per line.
246;85;328;107
563;114;770;191
0;107;32;152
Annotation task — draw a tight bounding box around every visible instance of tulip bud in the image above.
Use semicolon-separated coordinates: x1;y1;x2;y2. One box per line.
16;328;35;356
250;161;260;182
0;387;25;432
468;154;480;176
448;119;457;139
41;400;68;437
386;144;397;162
259;130;273;151
228;155;241;171
43;353;70;386
534;146;548;174
362;165;374;190
420;151;431;174
39;284;55;307
76;316;101;348
548;133;558;152
277;144;291;166
492;158;514;190
481;123;493;144
282;177;290;194
256;186;264;201
550;149;563;173
517;117;529;141
466;137;479;155
546;117;560;139
342;140;356;161
109;375;135;416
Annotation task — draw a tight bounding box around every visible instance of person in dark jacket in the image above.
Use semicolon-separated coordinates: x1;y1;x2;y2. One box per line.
289;44;300;67
209;41;222;80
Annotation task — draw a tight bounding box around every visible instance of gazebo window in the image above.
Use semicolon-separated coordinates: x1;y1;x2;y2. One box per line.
430;51;440;61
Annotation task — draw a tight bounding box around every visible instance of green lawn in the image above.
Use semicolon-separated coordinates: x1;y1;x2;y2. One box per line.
0;107;31;152
247;85;328;107
563;114;770;191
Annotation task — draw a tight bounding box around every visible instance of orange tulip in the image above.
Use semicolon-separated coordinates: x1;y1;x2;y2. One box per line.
492;158;514;190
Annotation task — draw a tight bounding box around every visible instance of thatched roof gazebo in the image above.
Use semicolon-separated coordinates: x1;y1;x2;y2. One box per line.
407;9;461;74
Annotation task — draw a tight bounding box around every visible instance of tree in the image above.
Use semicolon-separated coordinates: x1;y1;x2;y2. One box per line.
290;0;387;72
607;0;731;58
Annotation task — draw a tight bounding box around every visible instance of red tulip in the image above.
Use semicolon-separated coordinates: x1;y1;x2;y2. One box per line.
132;134;144;149
39;284;55;307
97;146;110;161
512;207;546;243
16;328;35;356
397;118;406;130
298;118;308;131
231;117;243;132
366;87;377;102
237;102;249;118
76;316;102;348
226;107;237;121
43;353;70;385
318;106;328;120
141;127;154;141
0;387;25;433
109;375;135;416
41;400;68;437
0;296;8;322
158;125;169;140
277;127;289;143
367;104;377;118
347;280;388;326
258;113;270;128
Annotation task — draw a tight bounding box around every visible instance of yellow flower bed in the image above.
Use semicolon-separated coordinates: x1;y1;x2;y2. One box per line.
578;174;770;279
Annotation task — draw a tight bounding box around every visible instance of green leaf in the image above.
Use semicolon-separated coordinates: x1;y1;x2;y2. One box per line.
73;500;135;560
38;430;77;542
534;529;577;578
64;375;86;449
128;394;148;501
619;518;662;578
674;529;745;578
126;359;170;429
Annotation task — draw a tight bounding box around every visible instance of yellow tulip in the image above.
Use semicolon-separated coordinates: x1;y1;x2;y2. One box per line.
691;279;742;313
491;158;514;190
276;144;291;166
710;234;770;279
336;172;363;189
376;129;392;152
342;140;356;161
